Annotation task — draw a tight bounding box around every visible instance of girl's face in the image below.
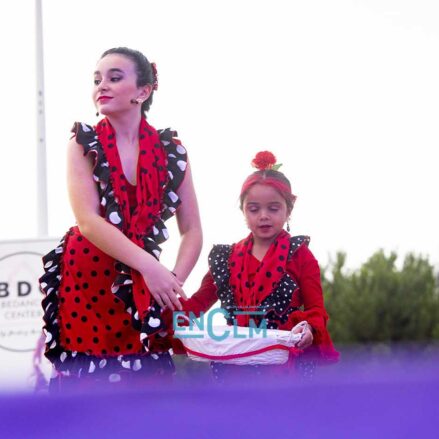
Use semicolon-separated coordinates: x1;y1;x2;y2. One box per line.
243;183;290;246
92;54;150;116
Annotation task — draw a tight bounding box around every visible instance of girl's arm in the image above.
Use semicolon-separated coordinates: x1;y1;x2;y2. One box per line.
67;137;186;310
295;248;329;330
287;247;338;359
162;271;219;331
182;271;218;315
171;160;203;283
164;271;218;354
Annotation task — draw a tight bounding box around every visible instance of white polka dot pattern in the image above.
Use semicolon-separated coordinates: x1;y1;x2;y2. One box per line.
208;236;310;328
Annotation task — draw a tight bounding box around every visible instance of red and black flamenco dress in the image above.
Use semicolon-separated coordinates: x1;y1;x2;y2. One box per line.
174;230;339;381
40;117;188;388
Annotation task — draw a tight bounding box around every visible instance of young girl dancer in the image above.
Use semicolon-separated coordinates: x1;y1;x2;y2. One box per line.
173;151;338;380
39;47;202;391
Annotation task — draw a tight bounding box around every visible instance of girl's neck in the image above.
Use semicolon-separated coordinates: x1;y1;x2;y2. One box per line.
106;111;142;144
251;239;272;261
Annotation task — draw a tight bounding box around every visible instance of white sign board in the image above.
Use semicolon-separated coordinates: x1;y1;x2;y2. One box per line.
0;238;59;391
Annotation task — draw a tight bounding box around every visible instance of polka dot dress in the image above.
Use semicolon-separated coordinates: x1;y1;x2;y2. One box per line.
40;118;187;384
206;232;312;379
59;227;141;356
210;231;308;329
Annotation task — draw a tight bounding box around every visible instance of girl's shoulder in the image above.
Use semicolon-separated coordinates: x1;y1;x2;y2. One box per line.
209;243;233;260
71;121;96;138
155;127;188;196
157;127;187;154
289;235;310;250
209;236;311;256
70;121;98;154
287;234;311;259
288;235;319;267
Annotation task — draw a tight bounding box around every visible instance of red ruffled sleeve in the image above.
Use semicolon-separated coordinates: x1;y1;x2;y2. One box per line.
281;245;339;364
182;272;219;316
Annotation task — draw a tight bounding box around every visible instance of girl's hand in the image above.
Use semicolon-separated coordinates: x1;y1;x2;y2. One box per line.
141;262;187;311
295;323;314;349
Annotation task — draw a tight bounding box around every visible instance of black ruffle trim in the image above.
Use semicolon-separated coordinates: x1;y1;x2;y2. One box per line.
73;122;125;231
208;244;235;324
40;231;68;369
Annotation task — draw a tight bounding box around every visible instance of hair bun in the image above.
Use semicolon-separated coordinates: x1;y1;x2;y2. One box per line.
251;151;277;170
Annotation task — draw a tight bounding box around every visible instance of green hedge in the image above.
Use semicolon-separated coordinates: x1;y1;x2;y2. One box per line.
322;250;439;344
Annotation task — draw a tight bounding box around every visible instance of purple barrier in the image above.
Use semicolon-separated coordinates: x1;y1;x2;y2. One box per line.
1;347;438;438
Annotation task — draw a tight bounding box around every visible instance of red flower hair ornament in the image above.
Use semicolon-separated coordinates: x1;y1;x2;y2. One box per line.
151;62;159;91
251;151;282;171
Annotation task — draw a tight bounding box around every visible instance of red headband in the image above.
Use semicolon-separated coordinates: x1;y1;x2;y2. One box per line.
240;151;296;209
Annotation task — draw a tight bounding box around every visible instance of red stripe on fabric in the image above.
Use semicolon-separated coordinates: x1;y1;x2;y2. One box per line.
184;344;301;360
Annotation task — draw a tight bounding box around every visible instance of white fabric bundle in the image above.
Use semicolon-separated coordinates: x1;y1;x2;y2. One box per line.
178;321;308;365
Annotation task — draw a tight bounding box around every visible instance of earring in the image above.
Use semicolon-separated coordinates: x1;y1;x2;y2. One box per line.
95;111;99;117
136;98;143;105
286;221;290;232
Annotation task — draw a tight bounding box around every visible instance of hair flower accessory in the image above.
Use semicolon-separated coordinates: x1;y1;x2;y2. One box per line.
251;151;282;171
151;62;159;91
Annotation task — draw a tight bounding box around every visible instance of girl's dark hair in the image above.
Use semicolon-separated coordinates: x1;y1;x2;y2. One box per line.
101;47;156;113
